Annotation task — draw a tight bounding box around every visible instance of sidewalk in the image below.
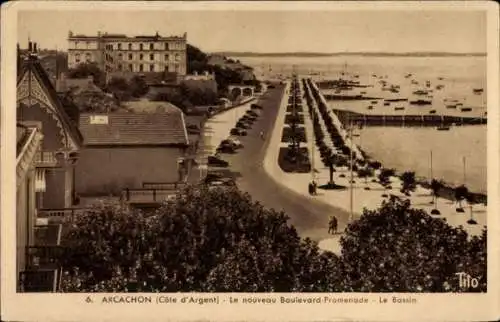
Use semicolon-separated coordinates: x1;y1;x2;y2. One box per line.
263;78;487;254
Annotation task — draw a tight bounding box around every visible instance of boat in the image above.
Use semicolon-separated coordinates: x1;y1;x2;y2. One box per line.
461;107;472;112
429;110;437;114
384;102;390;106
411;80;419;85
371;100;378;104
385;98;408;102
437;126;450;131
438;77;444;80
367;106;373;110
413;90;429;95
394;107;405;111
405;73;413;78
446;105;457;109
361;91;367;94
410;100;432;105
436;85;445;90
473;88;483;94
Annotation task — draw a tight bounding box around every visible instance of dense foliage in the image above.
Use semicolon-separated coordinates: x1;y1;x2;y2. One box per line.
60;186;342;292
340;198;486;292
66;62;106;88
58;186;486;293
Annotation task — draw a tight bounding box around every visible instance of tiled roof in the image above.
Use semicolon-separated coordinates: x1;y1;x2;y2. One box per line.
79;112;189;146
122;100;182;114
17;55;83;146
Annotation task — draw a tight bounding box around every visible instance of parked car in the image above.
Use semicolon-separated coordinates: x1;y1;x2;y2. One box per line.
217;141;237;154
247;110;259;117
236;121;250;129
230;128;247;136
208;178;236;187
207;156;229;167
186;124;201;135
226;136;243;148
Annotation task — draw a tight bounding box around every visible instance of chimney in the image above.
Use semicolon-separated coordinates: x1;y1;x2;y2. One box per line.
33;42;38;53
28;41;33;52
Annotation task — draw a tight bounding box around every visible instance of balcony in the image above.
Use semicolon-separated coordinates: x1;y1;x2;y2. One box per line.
37;208;84;225
142;182;187;190
34;151;58;167
34;224;63;246
19;269;60;292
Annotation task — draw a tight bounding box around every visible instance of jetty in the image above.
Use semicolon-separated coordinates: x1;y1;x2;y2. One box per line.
332;109;487;127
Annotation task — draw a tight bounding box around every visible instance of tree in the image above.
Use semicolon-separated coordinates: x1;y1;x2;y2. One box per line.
340;198;486;292
58;186;343;292
66;62;105;88
129;76;149;98
107;77;131;102
357;167;374;188
454;185;469;212
400;171;417;196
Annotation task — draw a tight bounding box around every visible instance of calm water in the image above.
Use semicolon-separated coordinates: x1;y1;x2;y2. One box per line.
237;55;487;193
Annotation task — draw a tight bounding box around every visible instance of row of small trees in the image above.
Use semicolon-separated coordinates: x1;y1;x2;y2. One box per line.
57;185;486;292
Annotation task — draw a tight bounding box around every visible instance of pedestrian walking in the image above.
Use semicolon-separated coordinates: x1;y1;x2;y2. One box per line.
328;216;338;235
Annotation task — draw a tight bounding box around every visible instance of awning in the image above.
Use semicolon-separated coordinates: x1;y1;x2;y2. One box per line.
35;168;46;192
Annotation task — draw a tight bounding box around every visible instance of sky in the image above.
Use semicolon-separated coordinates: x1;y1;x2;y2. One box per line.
17;9;486;53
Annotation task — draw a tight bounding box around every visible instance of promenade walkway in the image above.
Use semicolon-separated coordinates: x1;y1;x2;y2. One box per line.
263;78;487;254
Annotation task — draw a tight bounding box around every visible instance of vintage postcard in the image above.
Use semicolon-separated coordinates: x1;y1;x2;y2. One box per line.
1;1;499;321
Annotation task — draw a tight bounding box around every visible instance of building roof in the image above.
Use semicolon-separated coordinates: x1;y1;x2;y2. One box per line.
122;99;183;114
79;112;189;146
17;55;83;147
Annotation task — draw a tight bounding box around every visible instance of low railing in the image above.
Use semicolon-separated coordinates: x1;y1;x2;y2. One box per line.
34;224;63;246
19;268;59;292
122;188;177;204
26;246;65;269
142;182;187;190
37;208;85;224
34;151;58;167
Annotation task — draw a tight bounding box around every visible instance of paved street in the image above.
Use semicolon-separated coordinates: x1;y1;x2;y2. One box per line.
222;85;350;242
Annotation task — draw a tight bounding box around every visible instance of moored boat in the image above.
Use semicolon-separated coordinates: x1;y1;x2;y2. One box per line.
461;107;473;112
437;126;450;131
410;99;432;105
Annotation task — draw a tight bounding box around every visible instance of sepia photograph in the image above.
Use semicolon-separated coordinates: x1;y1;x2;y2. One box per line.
2;1;499;321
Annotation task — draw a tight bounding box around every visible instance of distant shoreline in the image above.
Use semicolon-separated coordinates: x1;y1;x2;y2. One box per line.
214;52;486;58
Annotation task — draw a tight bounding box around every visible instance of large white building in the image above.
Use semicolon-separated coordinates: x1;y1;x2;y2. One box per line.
67;31;187;75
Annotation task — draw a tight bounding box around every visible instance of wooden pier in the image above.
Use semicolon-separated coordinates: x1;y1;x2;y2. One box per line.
333;109;487;127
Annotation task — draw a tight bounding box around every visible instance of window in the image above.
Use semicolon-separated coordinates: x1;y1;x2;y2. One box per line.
139;54;144;60
164;54;169;61
128;53;133;60
75;53;81;63
150;53;154;61
129;64;133;71
149;43;154;50
149;64;154;72
85;53;91;62
139;64;144;72
139;44;143;50
118;53;123;60
128;43;132;50
118;64;123;71
175;54;180;61
86;41;90;48
165;43;169;50
75;41;79;49
118;43;122;50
